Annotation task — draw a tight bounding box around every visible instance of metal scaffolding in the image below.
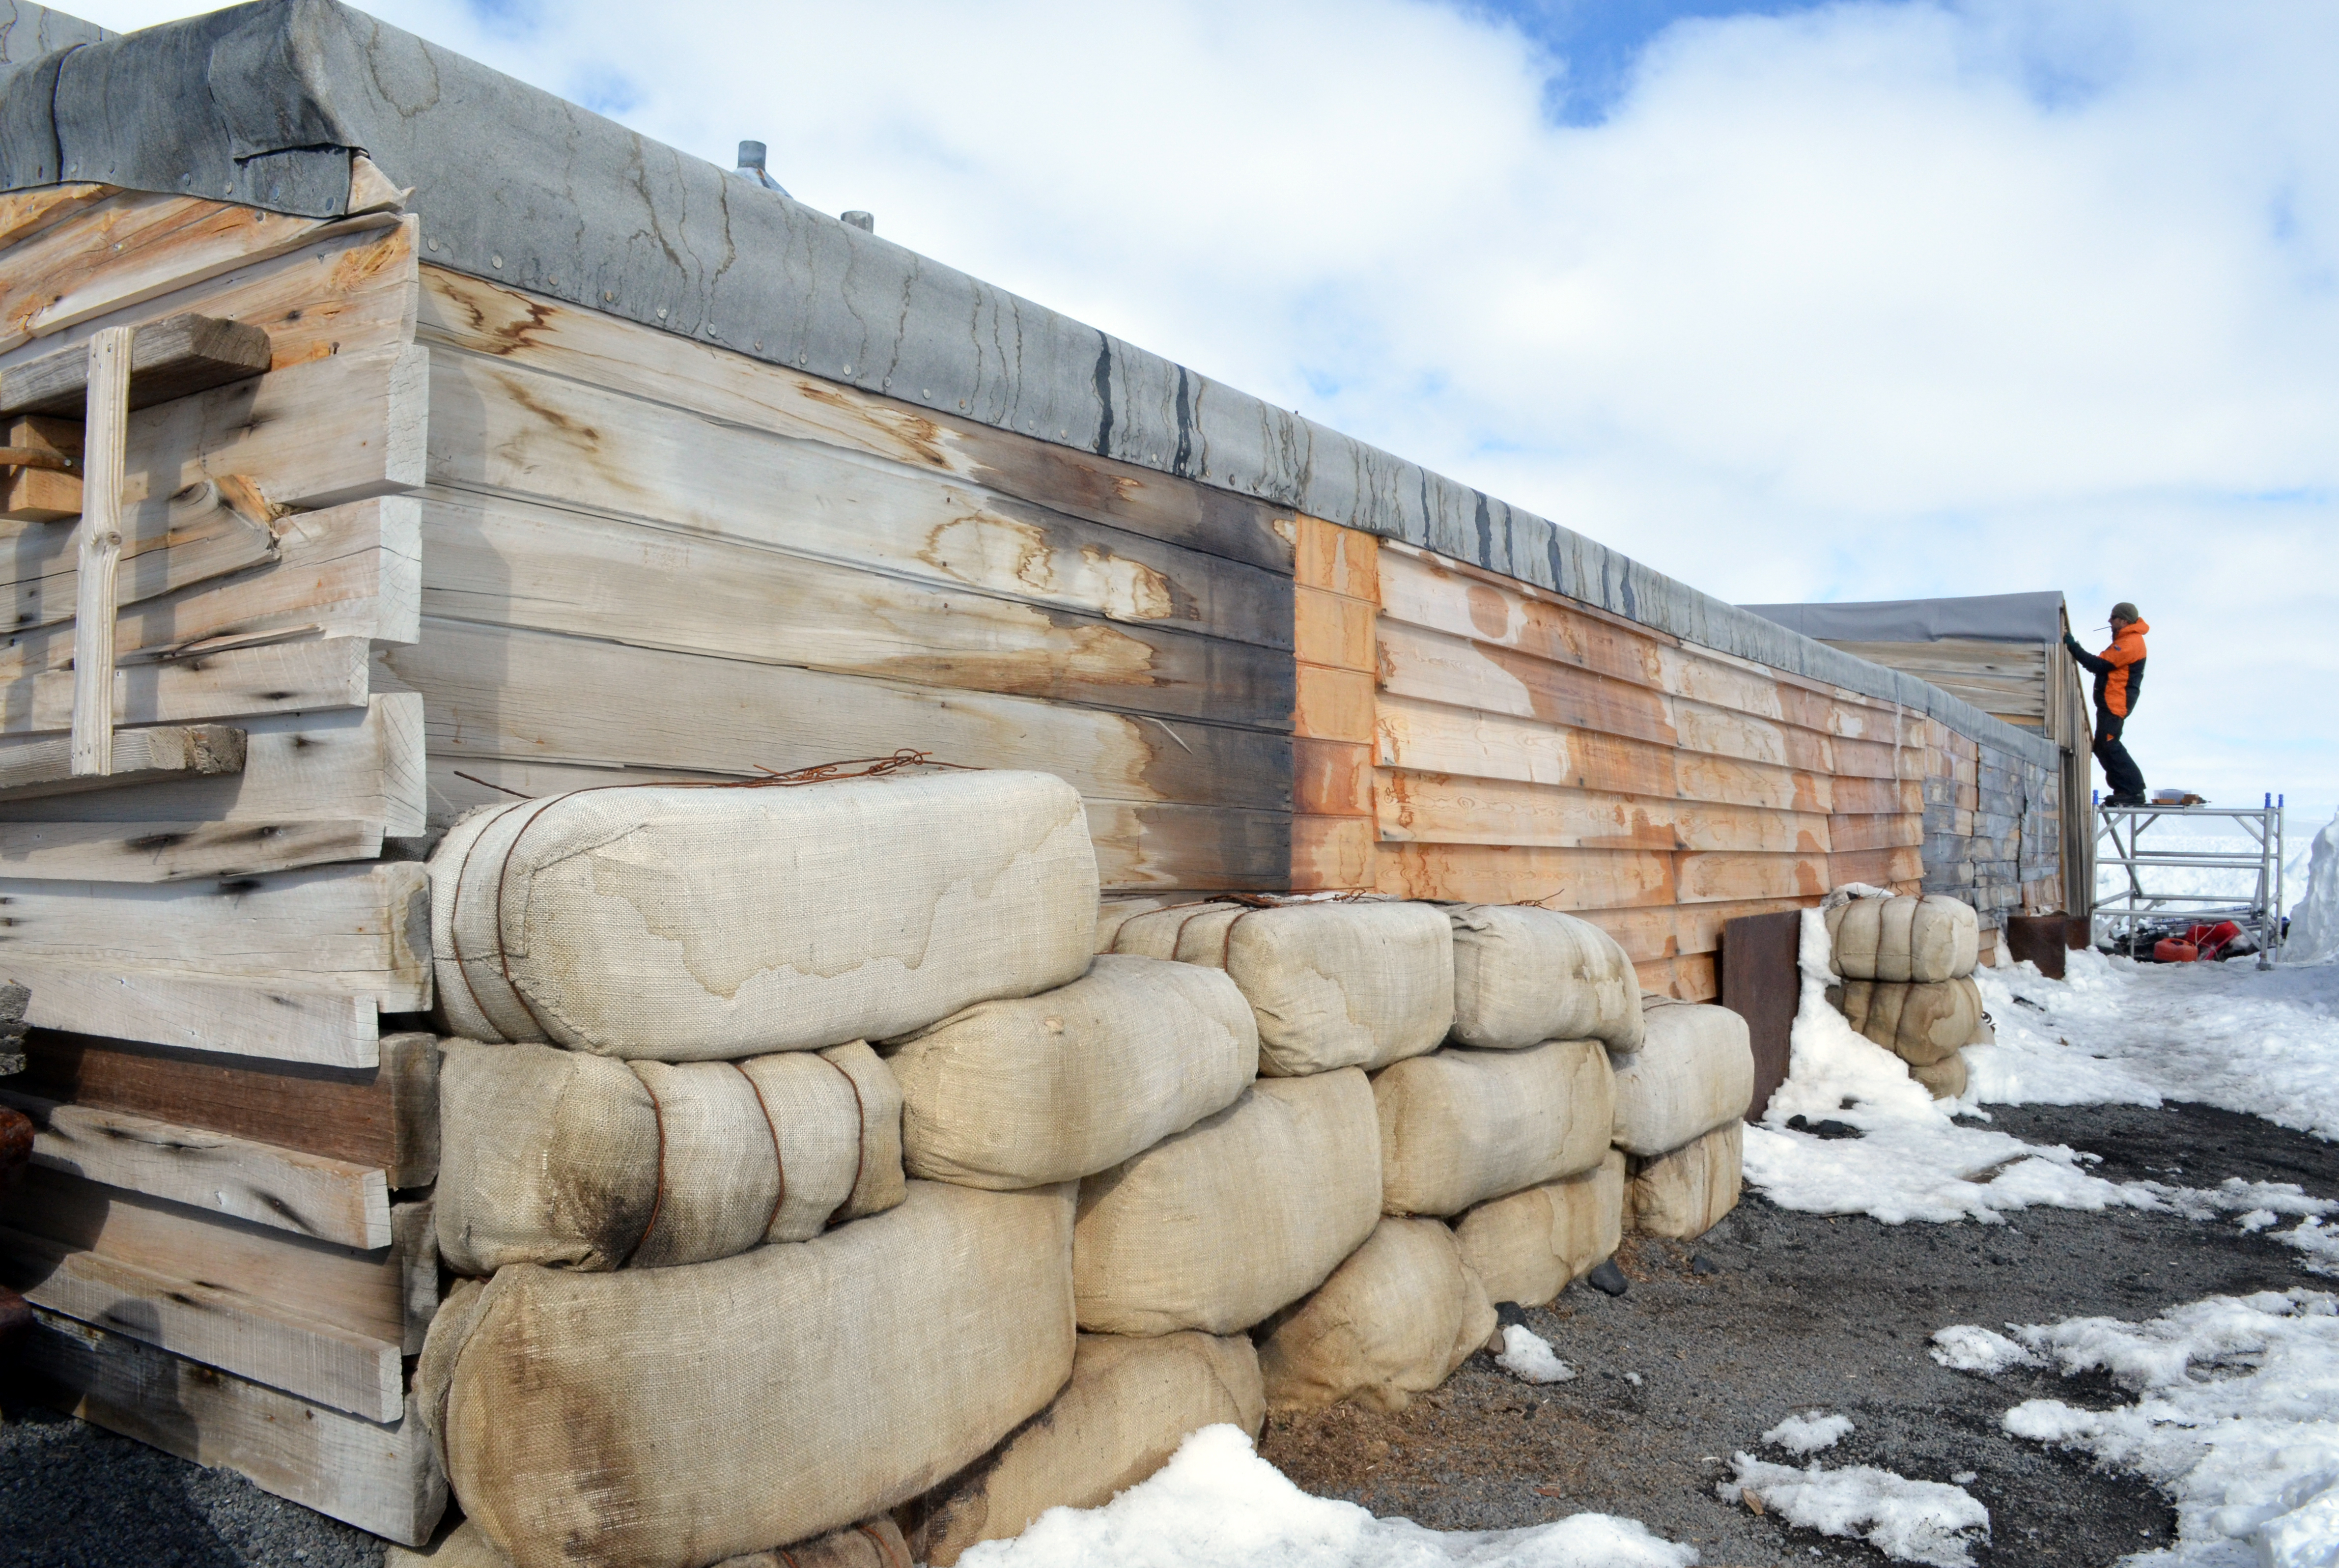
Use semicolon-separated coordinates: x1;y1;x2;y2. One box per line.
2093;799;2286;968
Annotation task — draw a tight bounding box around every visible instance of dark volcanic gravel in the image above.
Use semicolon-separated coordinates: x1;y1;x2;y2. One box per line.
1260;1099;2339;1567
4;1099;2334;1567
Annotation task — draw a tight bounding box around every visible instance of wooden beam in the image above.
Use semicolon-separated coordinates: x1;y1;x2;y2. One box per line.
8;497;279;636
2;415;81;522
1377;770;1831;854
0;185;113;252
0;819;382;883
12;974;384;1071
71;327;134;774
19;1309;444;1543
0;722;244;801
17;1031;437;1183
1;314;273;420
0;1091;390;1249
1372;841;1676;909
16;635;372;735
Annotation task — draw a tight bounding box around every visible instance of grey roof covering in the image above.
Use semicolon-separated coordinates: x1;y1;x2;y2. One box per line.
0;0;2057;771
1742;590;2069;645
0;1;106;92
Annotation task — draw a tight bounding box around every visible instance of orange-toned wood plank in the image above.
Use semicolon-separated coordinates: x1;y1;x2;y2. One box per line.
1675;751;1832;815
1635;953;1718;1002
1828;813;1925;852
1832;777;1924;815
1830;845;1926;886
1294;738;1373;816
1372;842;1676;910
1574;896;1818;964
1378;771;1830;855
1291;814;1375;892
1675;851;1830;905
1374;695;1677;797
1295;664;1374;742
1295;515;1377;601
1293;585;1375;673
0;185;114;252
1377;620;1680;749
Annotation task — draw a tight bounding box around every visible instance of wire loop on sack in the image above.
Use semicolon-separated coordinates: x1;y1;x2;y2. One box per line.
732;1061;789;1243
820;1052;870;1229
616;1067;671;1269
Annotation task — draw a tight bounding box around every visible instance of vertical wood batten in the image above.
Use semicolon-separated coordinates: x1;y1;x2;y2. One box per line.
69;327;134;777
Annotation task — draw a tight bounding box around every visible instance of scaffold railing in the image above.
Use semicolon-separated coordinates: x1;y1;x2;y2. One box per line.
2092;796;2286;969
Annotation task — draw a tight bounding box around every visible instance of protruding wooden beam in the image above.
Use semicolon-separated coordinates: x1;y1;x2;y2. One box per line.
0;313;273;419
0;723;245;802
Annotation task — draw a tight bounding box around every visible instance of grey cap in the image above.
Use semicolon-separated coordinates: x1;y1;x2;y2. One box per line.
2111;602;2140;624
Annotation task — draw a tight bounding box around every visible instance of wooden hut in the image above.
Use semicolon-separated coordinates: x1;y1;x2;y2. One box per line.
1743;592;2090;922
0;0;2067;1540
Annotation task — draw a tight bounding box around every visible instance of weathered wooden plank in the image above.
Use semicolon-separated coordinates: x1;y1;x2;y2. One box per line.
4;218;417;381
1676;852;1830;905
0;695;426;838
1635;953;1718;1002
16;635;371;735
0;723;244;802
387;617;1288;812
2;413;81;522
1291;813;1376;893
0;190;399;356
1372;842;1676;909
1296;663;1374;743
0;185;113;252
1827;812;1926;853
1;313;273;418
1293;585;1375;672
1832;845;1927;886
18;1031;436;1184
19;1310;445;1544
1294;737;1373;816
418;265;1295;573
415;492;1292;732
1295;515;1376;601
0;1092;390;1249
1378;770;1830;854
0;497;423;686
423;350;1293;650
1573;896;1817;964
12;975;384;1070
8;499;278;634
1831;776;1924;815
71;324;134;777
0;1225;404;1419
0;819;382;882
0;863;429;1008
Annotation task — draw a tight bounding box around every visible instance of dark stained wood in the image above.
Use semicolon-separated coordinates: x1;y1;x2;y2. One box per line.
2004;913;2068;979
1719;909;1803;1120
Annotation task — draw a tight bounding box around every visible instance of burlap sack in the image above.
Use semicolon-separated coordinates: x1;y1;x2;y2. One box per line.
885;955;1256;1191
1111;900;1453;1076
1909;1051;1970;1100
1628;1120;1742;1239
907;1331;1264;1566
1828;978;1986;1066
1256;1216;1496;1414
1826;895;1979;983
435;1039;903;1274
429;771;1099;1059
1374;1038;1614;1217
388;1519;909;1568
1609;1000;1754;1157
1446;904;1643;1052
417;1181;1076;1568
1452;1149;1626;1308
1072;1069;1381;1335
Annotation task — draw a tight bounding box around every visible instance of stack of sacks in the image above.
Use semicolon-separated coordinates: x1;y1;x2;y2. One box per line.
1825;894;1986;1099
1610;997;1755;1240
881;952;1269;1565
1099;899;1433;1421
1258;904;1642;1412
417;771;1102;1568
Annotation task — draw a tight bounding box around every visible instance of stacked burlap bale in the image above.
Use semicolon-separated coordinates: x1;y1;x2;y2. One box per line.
419;772;1105;1568
390;1511;911;1567
1825;894;1988;1099
1610;997;1755;1240
875;941;1275;1563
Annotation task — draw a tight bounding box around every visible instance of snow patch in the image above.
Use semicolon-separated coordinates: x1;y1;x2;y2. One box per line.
1994;1290;2339;1568
1724;1454;1989;1568
1928;1325;2038;1374
1762;1412;1853;1455
957;1424;1698;1568
2294;812;2339;964
1495;1324;1576;1385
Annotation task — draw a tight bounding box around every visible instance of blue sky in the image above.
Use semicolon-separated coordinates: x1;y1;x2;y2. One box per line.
75;0;2339;821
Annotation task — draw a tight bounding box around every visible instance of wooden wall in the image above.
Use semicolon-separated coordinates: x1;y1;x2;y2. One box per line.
1292;528;1935;1000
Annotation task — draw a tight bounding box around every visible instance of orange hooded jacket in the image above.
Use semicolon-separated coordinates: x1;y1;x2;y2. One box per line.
2073;620;2149;718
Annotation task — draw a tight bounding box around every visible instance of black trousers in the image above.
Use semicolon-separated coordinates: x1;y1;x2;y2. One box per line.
2093;709;2146;801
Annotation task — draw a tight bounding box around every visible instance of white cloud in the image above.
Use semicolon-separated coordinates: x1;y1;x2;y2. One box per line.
76;0;2339;810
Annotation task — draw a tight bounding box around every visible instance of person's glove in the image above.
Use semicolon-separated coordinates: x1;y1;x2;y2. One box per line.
2061;631;2084;654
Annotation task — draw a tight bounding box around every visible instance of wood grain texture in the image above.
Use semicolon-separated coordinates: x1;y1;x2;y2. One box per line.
1828;813;1926;852
1291;814;1377;893
1;313;272;418
16;636;372;735
1371;841;1676;909
0;1090;390;1249
1573;896;1817;964
0;818;382;882
17;1031;435;1184
1295;663;1375;743
1293;585;1375;672
17;1309;445;1544
0;723;244;802
1294;738;1373;816
1635;953;1719;1002
1675;852;1830;905
11;974;384;1070
1831;846;1927;886
418;264;1294;573
1378;770;1830;854
0;186;113;252
1295;514;1376;601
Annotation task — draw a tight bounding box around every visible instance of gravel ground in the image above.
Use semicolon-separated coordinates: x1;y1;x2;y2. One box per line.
3;1098;2332;1567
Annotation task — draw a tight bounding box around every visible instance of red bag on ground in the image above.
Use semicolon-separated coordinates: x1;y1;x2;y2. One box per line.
2154;939;2200;963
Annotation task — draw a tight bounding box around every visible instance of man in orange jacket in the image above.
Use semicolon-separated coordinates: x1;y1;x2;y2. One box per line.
2064;603;2149;806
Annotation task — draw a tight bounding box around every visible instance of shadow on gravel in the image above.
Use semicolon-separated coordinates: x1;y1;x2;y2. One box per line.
1262;1099;2339;1568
